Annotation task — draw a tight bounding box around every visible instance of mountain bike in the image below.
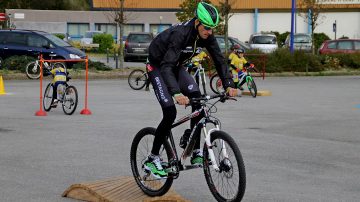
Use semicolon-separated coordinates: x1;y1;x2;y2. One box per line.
210;65;257;97
25;54;66;79
43;76;78;115
128;69;150;90
130;94;246;202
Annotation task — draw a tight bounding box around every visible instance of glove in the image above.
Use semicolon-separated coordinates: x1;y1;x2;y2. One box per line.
236;68;241;73
250;63;255;68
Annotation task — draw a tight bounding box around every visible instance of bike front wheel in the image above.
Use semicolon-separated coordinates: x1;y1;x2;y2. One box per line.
130;127;174;196
62;85;78;115
247;78;257;98
25;61;40;79
43;83;54;111
203;130;246;202
128;69;148;90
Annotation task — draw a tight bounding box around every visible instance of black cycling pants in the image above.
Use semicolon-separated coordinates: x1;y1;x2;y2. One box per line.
147;63;203;155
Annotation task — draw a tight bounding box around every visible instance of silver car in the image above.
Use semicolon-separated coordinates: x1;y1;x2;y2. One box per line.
284;33;312;52
247;33;278;53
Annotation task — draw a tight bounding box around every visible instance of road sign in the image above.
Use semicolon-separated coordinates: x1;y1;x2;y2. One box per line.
0;13;6;21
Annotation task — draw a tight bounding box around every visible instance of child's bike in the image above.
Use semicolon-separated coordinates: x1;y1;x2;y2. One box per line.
130;94;246;202
210;65;257;97
43;77;78;115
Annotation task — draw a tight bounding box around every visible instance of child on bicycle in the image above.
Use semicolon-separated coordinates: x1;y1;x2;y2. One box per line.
185;48;208;74
229;48;253;91
44;65;68;107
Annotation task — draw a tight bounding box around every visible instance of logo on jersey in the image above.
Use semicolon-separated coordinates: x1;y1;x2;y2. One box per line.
188;84;194;90
146;64;154;72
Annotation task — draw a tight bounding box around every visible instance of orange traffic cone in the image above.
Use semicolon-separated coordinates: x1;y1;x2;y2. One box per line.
0;75;6;95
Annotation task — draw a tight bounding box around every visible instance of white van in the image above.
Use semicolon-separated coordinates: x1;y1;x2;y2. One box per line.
248;33;278;53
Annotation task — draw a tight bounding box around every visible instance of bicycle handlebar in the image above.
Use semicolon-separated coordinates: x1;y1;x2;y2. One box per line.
189;93;236;105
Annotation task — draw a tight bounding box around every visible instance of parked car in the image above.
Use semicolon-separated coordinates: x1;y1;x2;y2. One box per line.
318;39;360;54
247;33;278;53
0;29;86;67
214;35;250;53
284;33;312;52
124;32;154;62
80;30;104;45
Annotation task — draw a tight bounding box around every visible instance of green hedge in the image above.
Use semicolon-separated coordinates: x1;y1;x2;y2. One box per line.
72;60;112;71
93;34;114;53
1;56;35;72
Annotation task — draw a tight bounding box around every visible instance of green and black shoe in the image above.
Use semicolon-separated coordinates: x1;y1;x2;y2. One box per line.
191;150;204;166
143;154;168;179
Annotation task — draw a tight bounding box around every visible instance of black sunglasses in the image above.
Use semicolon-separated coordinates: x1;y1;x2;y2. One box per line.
201;23;212;30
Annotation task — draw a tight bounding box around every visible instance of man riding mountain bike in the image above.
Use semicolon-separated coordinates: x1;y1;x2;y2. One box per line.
144;2;238;179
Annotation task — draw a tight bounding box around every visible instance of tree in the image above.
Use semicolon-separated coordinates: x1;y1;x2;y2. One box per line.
297;0;326;54
218;0;235;56
104;0;133;69
176;0;225;35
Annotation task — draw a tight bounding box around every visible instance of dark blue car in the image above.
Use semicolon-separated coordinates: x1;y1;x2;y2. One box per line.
0;29;85;67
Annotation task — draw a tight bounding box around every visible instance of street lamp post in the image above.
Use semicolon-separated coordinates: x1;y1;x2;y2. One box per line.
159;16;163;33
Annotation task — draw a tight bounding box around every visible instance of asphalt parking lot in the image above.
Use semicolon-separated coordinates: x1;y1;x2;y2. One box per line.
0;76;360;202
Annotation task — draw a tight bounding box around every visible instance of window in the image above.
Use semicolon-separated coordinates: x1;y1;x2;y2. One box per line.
95;23;117;39
67;23;89;40
124;24;144;37
294;35;311;43
44;34;71;47
354;41;360;50
338;41;353;50
0;33;6;44
252;36;276;44
215;37;232;51
128;34;152;43
327;42;336;49
27;34;49;48
6;33;27;45
150;24;171;35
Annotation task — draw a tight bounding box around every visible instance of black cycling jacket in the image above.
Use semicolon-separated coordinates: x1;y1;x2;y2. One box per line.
148;18;234;95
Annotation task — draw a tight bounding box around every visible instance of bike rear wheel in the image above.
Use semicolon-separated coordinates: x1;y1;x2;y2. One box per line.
130;127;174;196
247;78;257;98
128;69;148;90
62;85;78;115
26;61;40;79
203;130;246;202
43;83;54;111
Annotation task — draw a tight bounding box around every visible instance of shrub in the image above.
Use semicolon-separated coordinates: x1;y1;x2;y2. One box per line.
93;34;114;53
324;54;360;69
72;60;112;71
313;33;330;51
264;49;324;73
2;56;35;72
53;33;65;40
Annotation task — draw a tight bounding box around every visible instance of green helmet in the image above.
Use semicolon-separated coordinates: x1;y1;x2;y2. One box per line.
196;2;219;28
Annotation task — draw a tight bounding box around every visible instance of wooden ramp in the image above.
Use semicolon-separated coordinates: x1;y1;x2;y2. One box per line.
242;90;272;96
62;176;190;202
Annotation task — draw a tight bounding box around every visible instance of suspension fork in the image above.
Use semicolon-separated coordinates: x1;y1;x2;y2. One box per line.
203;125;221;171
199;64;207;95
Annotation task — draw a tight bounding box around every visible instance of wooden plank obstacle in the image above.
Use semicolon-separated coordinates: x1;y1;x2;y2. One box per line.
62;176;190;202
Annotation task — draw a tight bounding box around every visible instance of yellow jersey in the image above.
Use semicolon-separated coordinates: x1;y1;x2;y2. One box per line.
51;67;67;83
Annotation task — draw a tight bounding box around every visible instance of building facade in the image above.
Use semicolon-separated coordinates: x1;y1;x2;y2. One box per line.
5;0;360;42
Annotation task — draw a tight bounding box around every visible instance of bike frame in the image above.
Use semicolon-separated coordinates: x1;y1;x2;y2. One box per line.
165;96;226;175
188;62;207;95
